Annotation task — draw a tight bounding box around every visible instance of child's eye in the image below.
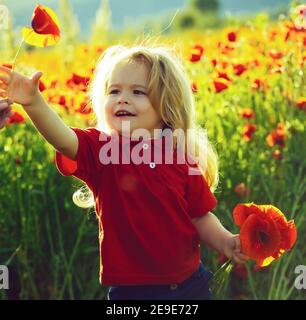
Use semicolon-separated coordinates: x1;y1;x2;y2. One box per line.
134;90;146;95
109;89;119;94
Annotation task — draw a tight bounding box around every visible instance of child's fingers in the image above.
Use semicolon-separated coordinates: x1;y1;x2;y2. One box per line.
0;90;7;98
232;254;246;264
0;105;12;120
0;99;9;111
31;71;43;86
0;117;9;129
0;83;7;90
0;108;11;128
0;99;13;109
0;75;10;85
233;235;241;251
233;251;250;263
233;244;250;260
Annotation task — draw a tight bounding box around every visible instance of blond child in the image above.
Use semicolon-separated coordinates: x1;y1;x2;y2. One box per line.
0;45;248;300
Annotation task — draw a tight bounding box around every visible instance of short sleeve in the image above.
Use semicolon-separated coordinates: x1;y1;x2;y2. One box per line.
186;167;218;218
55;127;105;190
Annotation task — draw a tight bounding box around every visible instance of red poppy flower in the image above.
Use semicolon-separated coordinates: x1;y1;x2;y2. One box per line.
252;78;266;91
227;31;237;42
296;97;306;110
71;73;90;86
269;31;278;41
189;53;202;63
217;71;231;81
194;44;204;55
8;112;25;124
221;61;229;69
75;101;92;115
22;5;60;47
211;59;217;67
31;5;60;35
58;95;67;107
50;80;58;88
213;78;229;93
269;50;283;60
233;203;297;266
243;123;257;141
220;45;235;55
233;64;247;76
189;44;204;62
191;82;198;93
239;108;255;119
234;183;251;198
39;80;46;92
251;59;260;68
266;123;286;148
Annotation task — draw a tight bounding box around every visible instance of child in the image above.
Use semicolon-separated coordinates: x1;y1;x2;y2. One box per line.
0;45;248;300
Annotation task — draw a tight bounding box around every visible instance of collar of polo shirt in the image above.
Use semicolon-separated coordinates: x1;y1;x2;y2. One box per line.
110;130;174;149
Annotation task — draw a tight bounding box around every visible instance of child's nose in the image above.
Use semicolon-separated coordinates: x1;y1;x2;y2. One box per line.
118;96;129;104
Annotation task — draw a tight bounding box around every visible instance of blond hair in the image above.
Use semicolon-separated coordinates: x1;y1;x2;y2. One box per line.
73;44;218;208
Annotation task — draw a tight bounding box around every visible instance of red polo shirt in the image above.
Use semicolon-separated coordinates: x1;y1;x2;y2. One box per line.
55;127;217;286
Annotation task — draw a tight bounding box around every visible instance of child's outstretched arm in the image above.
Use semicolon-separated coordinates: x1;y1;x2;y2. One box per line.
0;66;78;159
192;213;249;264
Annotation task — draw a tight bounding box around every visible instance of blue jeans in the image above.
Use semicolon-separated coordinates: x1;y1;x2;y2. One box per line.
107;263;213;300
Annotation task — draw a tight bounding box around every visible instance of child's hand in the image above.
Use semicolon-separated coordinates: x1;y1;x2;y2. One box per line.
0;99;13;129
223;234;249;264
0;65;42;107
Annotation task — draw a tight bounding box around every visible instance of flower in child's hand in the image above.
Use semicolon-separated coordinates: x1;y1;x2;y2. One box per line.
22;4;61;47
223;234;250;264
233;203;297;267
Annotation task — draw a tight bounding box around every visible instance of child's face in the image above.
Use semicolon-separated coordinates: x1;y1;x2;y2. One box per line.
103;61;164;137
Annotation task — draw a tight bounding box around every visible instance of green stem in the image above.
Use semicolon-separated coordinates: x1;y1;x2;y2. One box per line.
247;264;258;300
11;29;35;69
4;245;21;265
11;40;24;70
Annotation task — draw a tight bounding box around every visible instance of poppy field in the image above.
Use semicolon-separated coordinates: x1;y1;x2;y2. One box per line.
0;3;305;300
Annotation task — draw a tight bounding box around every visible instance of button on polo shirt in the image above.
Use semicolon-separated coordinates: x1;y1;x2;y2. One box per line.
55;127;217;286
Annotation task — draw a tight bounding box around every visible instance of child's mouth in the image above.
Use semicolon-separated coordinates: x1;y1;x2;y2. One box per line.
115;110;136;117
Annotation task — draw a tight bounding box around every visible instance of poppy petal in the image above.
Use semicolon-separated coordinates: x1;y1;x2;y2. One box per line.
31;5;60;36
22;27;60;47
233;203;262;226
240;213;281;259
259;256;275;267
